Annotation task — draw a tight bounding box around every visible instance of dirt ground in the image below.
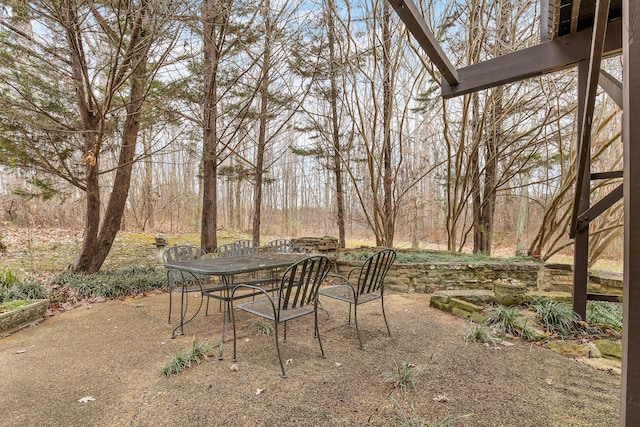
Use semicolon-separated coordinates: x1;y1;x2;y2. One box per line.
0;290;620;427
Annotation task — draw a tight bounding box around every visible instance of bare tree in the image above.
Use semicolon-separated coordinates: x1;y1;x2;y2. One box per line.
0;0;186;271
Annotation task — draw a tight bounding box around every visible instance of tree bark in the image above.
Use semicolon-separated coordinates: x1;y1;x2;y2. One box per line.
326;0;346;249
200;0;222;253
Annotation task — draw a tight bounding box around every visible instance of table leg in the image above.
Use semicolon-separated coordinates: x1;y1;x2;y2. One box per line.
217;274;233;360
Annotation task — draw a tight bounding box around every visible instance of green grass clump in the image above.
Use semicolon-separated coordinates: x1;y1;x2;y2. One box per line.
485;304;521;337
0;267;47;303
58;266;165;298
464;323;499;346
530;297;580;337
250;319;274;336
160;340;214;376
587;300;623;332
383;361;419;396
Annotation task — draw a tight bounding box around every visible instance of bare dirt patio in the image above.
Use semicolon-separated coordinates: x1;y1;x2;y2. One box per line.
0;290;620;426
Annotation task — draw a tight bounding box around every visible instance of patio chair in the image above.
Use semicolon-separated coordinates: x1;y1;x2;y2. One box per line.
231;255;333;378
213;242;241;257
163;245;206;324
235;240;259;254
318;248;396;349
266;239;294;253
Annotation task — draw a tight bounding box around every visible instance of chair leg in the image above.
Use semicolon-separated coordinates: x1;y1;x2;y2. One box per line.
168;286;173;323
315;303;325;358
273;321;287;378
381;296;391;337
354;304;364;350
231;303;238;362
348;303;352;323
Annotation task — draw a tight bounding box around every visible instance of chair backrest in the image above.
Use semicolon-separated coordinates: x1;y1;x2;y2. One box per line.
278;255;332;311
163;245;205;263
354;249;396;296
266;239;294;253
235;240;259;254
214;242;241;257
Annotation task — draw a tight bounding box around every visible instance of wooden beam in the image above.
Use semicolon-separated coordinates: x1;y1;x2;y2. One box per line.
570;0;611;239
621;0;640;422
576;184;623;232
588;293;623;302
387;0;459;85
573;60;590;319
570;0;582;33
599;69;623;107
441;18;622;98
591;170;623;180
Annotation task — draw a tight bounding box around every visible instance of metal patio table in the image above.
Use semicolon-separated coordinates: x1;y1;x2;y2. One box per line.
163;253;305;358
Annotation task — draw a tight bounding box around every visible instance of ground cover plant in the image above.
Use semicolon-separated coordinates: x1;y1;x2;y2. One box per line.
160;340;214;376
339;249;536;264
465;298;623;348
383;360;420;396
530;296;581;337
0;267;47;306
57;266;165;298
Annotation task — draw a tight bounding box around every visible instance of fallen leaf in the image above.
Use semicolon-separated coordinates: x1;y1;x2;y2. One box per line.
78;396;95;403
433;393;449;402
285;358;293;365
230;364;239;372
334;362;342;368
501;341;515;347
545;378;554;385
256;388;264;395
14;350;26;354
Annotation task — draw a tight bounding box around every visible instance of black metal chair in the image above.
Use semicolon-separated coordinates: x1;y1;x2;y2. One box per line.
266;239;294;253
163;245;206;324
231;255;333;378
318;248;396;349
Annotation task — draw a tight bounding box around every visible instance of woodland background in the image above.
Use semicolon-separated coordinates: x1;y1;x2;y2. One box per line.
0;0;623;271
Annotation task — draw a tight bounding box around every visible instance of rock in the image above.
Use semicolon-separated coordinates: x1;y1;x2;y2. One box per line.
594;339;622;360
547;341;592;357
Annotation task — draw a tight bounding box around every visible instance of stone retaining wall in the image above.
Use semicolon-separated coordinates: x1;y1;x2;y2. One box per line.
0;299;49;335
335;259;622;295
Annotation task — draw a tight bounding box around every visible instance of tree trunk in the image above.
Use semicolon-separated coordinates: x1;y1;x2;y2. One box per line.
73;6;150;272
326;0;346;249
382;0;393;247
252;0;272;246
142;130;154;230
200;0;221;253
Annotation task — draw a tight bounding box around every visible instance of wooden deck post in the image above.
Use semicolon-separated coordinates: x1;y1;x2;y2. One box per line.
621;0;640;423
